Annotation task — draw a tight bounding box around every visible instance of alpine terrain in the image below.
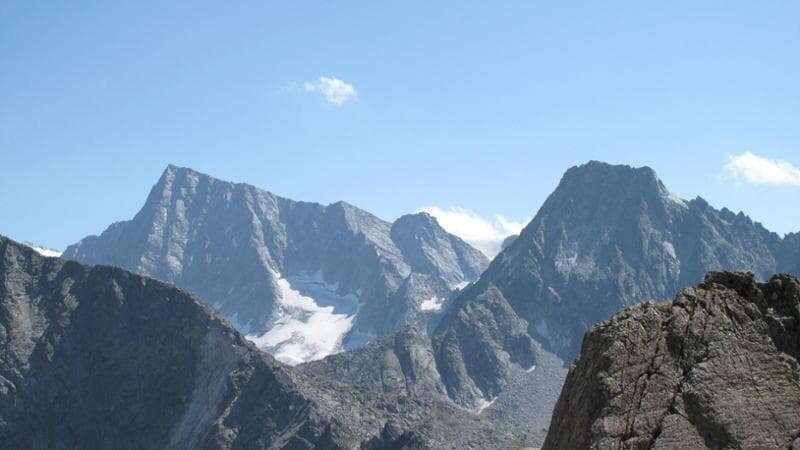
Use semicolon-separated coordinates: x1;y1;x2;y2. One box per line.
63;165;487;365
56;161;800;448
0;235;532;449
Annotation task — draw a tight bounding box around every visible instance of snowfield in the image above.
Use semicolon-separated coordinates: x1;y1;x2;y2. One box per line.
26;243;62;258
247;271;360;365
420;296;444;311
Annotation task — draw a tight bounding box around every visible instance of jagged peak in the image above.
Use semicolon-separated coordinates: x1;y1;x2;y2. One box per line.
392;211;442;230
326;200;390;230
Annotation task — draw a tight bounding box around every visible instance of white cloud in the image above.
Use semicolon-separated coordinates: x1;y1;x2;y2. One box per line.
724;152;800;186
303;76;357;106
420;206;528;259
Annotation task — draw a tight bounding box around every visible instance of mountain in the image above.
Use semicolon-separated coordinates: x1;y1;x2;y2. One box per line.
544;272;800;449
54;160;799;446
472;161;785;359
306;161;799;446
0;235;529;449
63;165;487;364
423;161;796;409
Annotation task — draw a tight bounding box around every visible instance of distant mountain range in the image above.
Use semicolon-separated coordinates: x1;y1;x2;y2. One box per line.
39;160;798;448
63;165;487;364
0;235;526;449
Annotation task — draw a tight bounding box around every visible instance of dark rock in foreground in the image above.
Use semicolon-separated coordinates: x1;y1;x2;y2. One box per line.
544;271;800;449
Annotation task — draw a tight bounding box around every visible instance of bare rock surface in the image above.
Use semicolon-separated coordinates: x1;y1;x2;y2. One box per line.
544;271;800;449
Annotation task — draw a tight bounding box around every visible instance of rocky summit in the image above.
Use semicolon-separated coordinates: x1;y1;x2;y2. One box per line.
544;271;800;449
63;165;487;365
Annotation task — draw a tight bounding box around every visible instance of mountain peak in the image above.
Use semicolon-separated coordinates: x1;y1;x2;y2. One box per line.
160;163;202;180
561;160;661;191
529;160;681;230
393;212;441;230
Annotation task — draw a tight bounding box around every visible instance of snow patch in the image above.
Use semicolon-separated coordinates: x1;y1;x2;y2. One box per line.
25;243;62;258
665;190;688;208
420;296;444;312
474;396;497;413
554;251;578;272
452;281;470;290
662;241;677;259
246;271;359;365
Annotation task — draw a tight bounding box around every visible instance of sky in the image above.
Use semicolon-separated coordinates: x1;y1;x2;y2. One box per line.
1;1;799;253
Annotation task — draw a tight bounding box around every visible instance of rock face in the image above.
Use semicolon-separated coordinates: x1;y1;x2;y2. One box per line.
63;165;487;364
544;272;800;449
0;235;529;450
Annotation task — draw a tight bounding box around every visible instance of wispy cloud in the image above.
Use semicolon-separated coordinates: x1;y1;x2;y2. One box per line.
724;152;800;186
303;76;357;106
420;206;528;258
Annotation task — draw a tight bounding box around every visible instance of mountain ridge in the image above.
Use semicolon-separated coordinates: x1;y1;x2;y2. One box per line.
63;165;488;364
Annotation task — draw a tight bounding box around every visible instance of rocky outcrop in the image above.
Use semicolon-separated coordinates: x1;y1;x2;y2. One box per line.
544;271;800;449
63;165;487;362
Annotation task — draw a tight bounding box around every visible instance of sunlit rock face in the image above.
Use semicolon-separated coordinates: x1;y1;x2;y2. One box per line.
63;165;488;364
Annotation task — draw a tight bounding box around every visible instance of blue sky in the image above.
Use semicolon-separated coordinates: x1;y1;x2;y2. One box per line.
1;1;799;251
